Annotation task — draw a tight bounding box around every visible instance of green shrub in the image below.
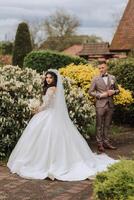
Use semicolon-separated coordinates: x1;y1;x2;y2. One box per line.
24;50;87;73
0;92;31;159
93;160;134;200
1;42;13;55
63;77;95;137
0;65;42;160
108;58;134;125
128;196;134;200
12;22;32;67
108;58;134;94
113;104;134;125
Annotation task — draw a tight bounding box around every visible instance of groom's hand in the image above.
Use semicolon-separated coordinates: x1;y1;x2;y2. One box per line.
99;92;109;98
107;90;115;96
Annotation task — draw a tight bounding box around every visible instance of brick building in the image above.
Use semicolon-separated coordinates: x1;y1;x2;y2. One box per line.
63;43;115;61
110;0;134;55
63;0;133;60
78;43;114;60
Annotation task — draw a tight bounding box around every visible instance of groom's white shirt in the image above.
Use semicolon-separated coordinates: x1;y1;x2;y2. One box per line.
103;76;108;85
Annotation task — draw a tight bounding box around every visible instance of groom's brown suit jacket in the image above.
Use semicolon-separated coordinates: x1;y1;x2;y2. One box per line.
89;74;120;108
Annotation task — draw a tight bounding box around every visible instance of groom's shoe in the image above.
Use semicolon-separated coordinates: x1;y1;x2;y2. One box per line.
97;144;105;153
103;142;117;150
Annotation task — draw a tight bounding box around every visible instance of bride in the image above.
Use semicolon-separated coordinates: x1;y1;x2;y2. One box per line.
7;69;117;181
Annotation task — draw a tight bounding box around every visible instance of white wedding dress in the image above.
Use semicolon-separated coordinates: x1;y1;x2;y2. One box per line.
7;69;117;181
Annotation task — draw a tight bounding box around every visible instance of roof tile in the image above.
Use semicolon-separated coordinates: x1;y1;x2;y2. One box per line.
110;0;134;51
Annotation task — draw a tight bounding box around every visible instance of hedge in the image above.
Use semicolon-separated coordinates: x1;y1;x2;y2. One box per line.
108;58;134;94
24;50;87;73
93;160;134;200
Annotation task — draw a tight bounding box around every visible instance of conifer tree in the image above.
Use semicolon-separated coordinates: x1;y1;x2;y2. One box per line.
12;22;32;67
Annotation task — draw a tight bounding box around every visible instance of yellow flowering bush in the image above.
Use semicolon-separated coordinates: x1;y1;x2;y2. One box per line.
60;64;134;105
114;85;133;105
60;63;99;95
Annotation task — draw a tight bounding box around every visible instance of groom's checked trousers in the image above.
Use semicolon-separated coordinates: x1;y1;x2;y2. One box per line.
95;102;113;144
89;74;120;145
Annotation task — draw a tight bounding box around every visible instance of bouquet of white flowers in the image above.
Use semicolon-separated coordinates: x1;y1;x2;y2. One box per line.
28;98;41;114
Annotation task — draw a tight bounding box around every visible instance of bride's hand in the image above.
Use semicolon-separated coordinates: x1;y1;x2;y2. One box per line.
34;107;41;114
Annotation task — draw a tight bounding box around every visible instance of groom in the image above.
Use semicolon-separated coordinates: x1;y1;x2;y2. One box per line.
89;59;120;153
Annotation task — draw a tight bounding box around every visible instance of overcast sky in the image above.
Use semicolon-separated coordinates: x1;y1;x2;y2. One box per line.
0;0;128;42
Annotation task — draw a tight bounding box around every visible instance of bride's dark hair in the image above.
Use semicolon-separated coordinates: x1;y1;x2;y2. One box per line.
43;71;57;95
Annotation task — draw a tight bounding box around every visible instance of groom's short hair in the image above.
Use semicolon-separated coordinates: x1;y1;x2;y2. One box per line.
98;59;107;65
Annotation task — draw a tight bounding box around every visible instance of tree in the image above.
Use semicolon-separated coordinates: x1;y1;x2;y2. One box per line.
25;18;46;47
1;42;13;55
84;35;103;43
40;9;80;51
44;9;80;38
12;22;32;67
39;10;104;51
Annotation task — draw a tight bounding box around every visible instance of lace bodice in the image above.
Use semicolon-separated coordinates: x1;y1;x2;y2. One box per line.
39;87;56;111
